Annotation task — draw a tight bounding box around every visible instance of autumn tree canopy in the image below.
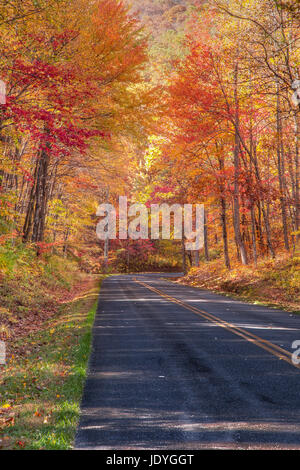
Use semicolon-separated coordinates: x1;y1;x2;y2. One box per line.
0;0;299;272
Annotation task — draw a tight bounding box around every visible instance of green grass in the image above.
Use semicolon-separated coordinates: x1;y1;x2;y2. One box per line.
0;278;103;450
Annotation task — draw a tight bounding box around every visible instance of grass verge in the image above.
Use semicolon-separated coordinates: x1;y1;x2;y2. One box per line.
0;275;104;450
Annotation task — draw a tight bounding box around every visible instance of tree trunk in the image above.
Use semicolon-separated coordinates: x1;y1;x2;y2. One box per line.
261;202;276;258
250;205;258;265
22;161;39;243
181;237;186;275
233;61;248;265
204;207;209;262
294;111;300;245
194;250;200;267
31;147;50;246
220;196;231;270
276;79;290;251
23;132;50;250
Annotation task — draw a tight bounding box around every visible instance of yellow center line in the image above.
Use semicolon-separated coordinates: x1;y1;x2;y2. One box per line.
134;279;299;370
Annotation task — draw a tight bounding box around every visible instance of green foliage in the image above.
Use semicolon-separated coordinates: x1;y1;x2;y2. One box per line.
0;240;77;286
149;28;188;69
43;255;77;289
0;244;84;344
0;242;35;278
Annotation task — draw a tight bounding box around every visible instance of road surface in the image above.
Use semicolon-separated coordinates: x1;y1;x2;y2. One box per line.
75;273;300;450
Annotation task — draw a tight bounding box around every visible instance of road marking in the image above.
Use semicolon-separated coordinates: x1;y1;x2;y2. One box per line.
134;279;299;370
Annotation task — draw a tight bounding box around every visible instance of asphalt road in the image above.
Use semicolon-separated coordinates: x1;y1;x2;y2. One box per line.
75;274;300;450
